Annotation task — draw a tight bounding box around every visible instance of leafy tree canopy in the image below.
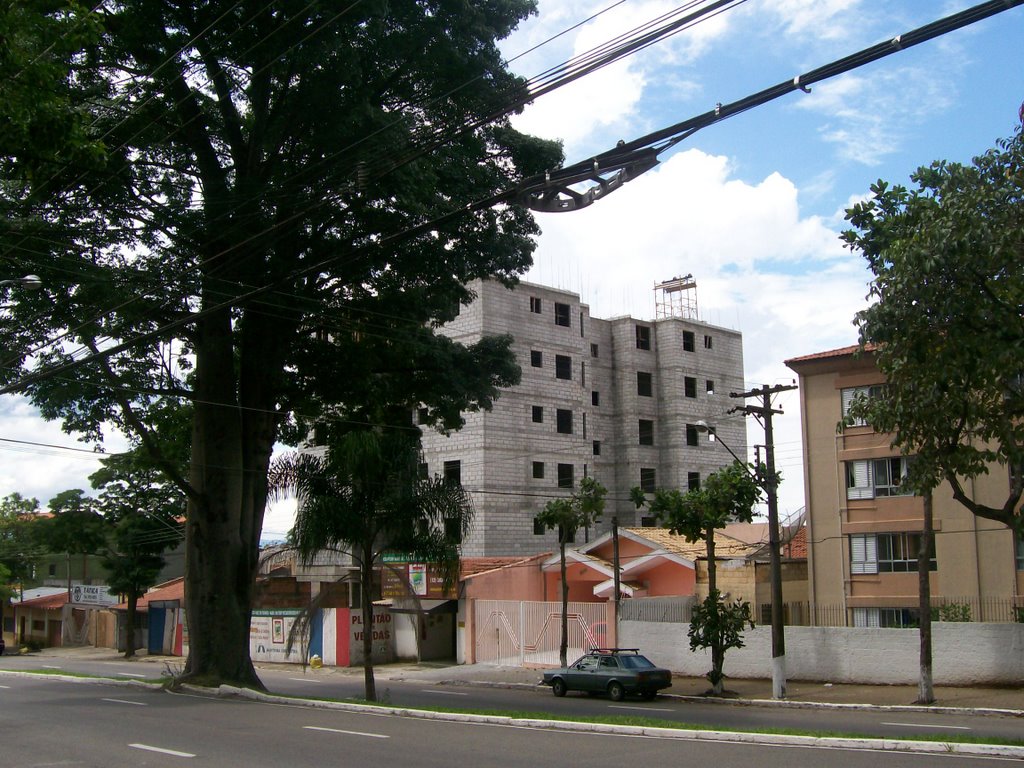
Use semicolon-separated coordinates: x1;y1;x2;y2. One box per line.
0;0;561;685
536;476;607;544
39;489;105;556
842;127;1024;532
638;461;762;543
0;492;43;583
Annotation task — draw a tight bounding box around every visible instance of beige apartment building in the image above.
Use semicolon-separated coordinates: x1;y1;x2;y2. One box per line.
786;345;1024;627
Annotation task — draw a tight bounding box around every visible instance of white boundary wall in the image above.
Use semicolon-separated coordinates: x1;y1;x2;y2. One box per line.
619;621;1024;685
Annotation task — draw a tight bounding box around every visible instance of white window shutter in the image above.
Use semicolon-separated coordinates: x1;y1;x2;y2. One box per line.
850;533;878;575
847;460;873;500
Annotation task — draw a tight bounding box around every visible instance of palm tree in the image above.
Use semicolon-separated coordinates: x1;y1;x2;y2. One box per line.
536;477;606;667
269;426;472;701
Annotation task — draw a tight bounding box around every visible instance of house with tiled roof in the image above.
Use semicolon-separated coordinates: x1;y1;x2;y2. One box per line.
545;523;806;609
12;589;68;649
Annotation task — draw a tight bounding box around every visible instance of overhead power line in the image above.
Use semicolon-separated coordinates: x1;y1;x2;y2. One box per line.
0;0;1019;398
511;0;1024;212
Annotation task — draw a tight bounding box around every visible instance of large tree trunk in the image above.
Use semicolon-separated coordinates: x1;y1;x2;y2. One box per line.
917;491;935;705
181;307;264;689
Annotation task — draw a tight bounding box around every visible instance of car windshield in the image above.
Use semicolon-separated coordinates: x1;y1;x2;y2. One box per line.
618;655;656;669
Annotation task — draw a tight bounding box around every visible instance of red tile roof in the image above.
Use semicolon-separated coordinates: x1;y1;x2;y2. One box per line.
784;527;808;559
114;577;184;610
460;555;548;580
17;591;69;610
784;343;877;366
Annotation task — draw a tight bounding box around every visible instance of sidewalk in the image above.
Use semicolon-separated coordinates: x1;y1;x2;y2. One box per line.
22;647;1024;714
350;660;1024;713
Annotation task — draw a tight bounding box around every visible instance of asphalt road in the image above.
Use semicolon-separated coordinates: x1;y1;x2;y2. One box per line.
1;674;1018;767
0;653;1022;747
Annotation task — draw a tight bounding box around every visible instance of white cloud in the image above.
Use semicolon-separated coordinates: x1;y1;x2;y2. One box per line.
525;146;872;515
0;396;129;507
507;0;738;156
755;0;865;41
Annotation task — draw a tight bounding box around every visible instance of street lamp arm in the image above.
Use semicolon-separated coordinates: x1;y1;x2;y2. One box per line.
694;419;752;476
0;275;42;290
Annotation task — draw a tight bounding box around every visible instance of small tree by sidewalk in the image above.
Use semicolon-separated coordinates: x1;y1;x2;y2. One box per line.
536;477;606;668
633;461;762;694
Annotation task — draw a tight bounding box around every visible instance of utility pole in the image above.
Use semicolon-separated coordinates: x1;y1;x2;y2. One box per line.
612;517;621;645
731;382;797;699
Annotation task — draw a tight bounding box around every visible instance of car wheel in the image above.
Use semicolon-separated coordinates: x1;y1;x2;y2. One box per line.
607;681;625;702
552;678;567;697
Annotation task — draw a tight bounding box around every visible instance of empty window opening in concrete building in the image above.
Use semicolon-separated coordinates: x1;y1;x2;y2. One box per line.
555;354;572;380
443;460;461;485
530;296;542;314
640;467;656;492
593;440;601;456
557;409;573;434
684;376;697;398
637;371;652;397
532;461;544;479
638;419;654;445
530;349;543;368
636;324;651;350
532;405;543;423
592;391;600;406
591;343;599;357
686;424;699;446
558;463;574;488
687;471;700;490
554;302;571;327
683;330;695;352
704;334;713;349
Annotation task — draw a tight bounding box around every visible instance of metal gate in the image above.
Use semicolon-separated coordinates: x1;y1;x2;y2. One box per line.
474;600;607;667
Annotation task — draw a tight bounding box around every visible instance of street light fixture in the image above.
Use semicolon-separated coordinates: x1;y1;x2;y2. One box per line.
695;413;788;699
0;275;42;291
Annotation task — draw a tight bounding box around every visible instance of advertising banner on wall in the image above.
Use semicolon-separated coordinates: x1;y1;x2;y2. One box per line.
250;609;308;664
380;555;454;599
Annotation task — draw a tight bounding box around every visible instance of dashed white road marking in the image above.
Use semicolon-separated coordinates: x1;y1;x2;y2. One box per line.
116;672;147;678
289;677;321;682
304;725;389;739
102;698;147;706
422;689;468;696
130;743;195;757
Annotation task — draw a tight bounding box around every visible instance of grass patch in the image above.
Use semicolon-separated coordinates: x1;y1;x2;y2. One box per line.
249;692;1024;748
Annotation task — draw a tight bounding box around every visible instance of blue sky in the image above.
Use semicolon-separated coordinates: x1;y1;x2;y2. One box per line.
501;0;1024;518
1;0;1021;536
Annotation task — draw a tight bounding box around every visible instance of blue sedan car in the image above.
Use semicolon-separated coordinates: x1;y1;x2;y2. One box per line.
542;648;672;701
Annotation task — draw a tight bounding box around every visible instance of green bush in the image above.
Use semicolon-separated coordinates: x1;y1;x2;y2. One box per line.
936;603;972;622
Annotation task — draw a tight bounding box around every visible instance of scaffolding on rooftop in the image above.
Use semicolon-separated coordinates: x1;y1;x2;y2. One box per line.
654;274;698;320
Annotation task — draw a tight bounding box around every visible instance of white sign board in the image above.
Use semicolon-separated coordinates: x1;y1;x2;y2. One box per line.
70;584;119;606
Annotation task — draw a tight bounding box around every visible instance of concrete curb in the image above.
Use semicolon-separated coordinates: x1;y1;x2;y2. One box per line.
217;684;1024;759
409;675;1024;718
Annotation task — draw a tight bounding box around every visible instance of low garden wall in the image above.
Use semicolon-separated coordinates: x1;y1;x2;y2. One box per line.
619;620;1024;685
